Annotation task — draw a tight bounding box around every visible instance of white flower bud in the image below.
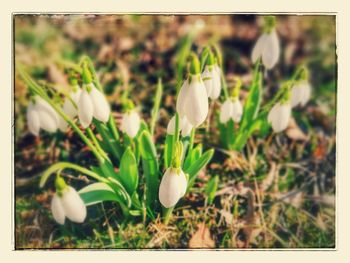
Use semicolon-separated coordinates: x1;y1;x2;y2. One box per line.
51;186;86;224
121;110;141;138
27;96;59;135
78;83;110;128
201;65;221;100
267;102;291;133
167;115;193;137
291;81;311;107
159;168;187;208
219;98;243;124
252;29;280;70
177;76;208;127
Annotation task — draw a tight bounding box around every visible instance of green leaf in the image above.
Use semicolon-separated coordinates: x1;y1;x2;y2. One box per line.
183;143;202;171
119;147;139;195
78;182;119;206
205;176;219;205
139;130;159;207
164;134;174;169
239;61;262;133
186;149;214;190
150;78;163;136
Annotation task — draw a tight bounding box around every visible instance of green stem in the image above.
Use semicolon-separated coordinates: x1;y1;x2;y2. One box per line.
86;127;110;161
40;162;108;188
188;128;196;153
163;206;175;225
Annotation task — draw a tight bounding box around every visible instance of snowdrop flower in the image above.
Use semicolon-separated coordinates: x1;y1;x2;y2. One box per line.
51;176;86;225
219;98;243;124
167;115;193;137
291;80;311;108
158;167;187;208
251;16;280;70
176;55;209;127
121;109;141;138
78;83;110;128
27;96;59;136
58;85;82;132
78;66;110;128
201;64;221;100
268;101;291;133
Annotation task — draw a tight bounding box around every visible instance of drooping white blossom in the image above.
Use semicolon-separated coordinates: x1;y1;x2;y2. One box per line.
58;86;82;132
121;110;141;138
201;65;221;100
251;29;280;70
291;81;311;107
267;102;291;133
51;186;87;225
158;167;187;208
167;115;193;137
219;98;243;124
78;83;110;128
176;76;208;127
26;96;59;135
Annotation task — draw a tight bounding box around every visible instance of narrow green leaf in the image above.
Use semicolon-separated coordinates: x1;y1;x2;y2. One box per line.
119;147;139;195
186;149;214;190
150;78;163;136
139;130;159;207
205;176;219;205
78;182;119;206
164;134;174;169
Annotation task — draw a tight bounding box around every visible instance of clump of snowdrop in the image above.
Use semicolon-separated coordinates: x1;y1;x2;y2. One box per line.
120;100;141;138
176;55;209;127
51;176;87;225
251;16;280;70
219;78;243;124
201;51;221;100
78;65;110;128
27;95;59;136
268;89;292;133
167;115;193;137
159;142;187;208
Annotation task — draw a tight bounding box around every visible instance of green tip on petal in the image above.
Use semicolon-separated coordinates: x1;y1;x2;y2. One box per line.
263;16;276;33
189;54;201;75
82;63;93;84
207;51;215;66
55;175;68;195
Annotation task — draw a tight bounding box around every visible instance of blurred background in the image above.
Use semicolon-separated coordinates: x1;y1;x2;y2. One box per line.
14;14;336;249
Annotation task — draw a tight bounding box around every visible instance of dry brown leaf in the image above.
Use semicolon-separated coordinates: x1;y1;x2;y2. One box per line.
286;118;308;141
188;223;215;248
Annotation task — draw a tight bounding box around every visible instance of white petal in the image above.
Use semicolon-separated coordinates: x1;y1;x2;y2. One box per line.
122;111;140;138
27;103;40;136
177;170;188;198
268;103;279;124
51;194;65;225
262;30;280;70
158;168;183;208
57;114;68;132
209;68;221;100
184;78;209;127
219;99;233;123
37;107;58;133
63;89;81;119
271;103;291;133
61;186;87;223
231;100;243;123
166;116;176;135
201;67;213;98
78;89;93;128
89;84;110;123
300;83;311;106
176;80;189;117
35;96;59;125
181;116;193;137
251;34;267;63
291;84;304;107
